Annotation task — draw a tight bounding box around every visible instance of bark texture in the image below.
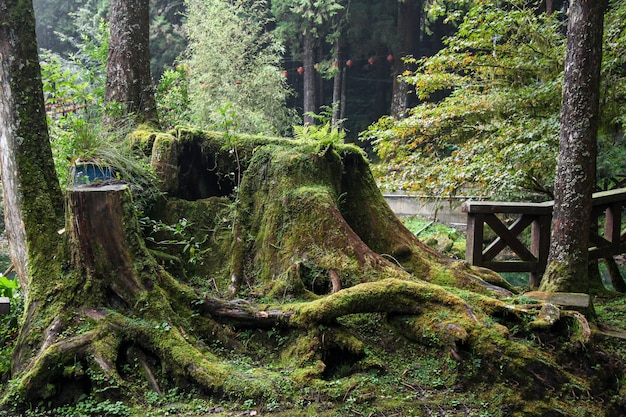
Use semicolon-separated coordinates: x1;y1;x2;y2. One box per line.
540;0;606;293
104;0;158;125
0;0;64;297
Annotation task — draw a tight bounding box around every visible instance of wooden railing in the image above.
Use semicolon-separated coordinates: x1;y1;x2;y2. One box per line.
462;188;626;287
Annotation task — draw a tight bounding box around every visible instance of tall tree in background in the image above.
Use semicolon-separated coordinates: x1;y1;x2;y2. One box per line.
104;0;158;124
390;0;422;118
273;0;345;125
540;0;606;293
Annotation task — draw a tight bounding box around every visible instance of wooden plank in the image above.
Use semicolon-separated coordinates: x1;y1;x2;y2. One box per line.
484;214;536;261
596;329;626;340
591;188;626;206
0;297;9;315
462;201;553;215
523;291;591;309
465;213;484;266
589;242;626;260
589;230;611;248
483;261;539;273
530;215;551;287
462;188;626;282
604;203;622;244
483;214;535;261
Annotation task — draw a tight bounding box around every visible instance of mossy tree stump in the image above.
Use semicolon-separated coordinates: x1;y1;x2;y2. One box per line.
2;129;624;416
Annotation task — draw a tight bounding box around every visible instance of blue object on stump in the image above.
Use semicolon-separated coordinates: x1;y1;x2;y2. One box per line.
72;161;113;185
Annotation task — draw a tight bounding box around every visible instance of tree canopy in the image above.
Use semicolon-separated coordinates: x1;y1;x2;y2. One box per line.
367;0;626;201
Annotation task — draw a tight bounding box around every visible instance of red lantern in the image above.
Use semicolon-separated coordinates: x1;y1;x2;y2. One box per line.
346;59;353;68
297;66;304;75
368;57;375;65
387;54;394;62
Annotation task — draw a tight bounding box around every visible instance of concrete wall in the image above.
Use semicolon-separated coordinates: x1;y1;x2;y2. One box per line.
383;193;484;229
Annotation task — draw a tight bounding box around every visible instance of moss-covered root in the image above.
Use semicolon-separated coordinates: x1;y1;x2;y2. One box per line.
289;278;487;326
1;308;284;408
109;312;293;402
2;321;125;408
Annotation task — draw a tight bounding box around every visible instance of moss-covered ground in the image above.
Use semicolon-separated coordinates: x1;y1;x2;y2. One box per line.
4;298;626;417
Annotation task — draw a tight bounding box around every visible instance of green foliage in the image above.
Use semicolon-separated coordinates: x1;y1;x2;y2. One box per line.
21;399;132;417
182;0;298;135
141;217;210;265
149;2;187;80
293;106;346;144
40;16;108;184
365;1;565;200
0;280;22;375
402;216;465;259
601;0;626;134
273;0;345;40
40;15;157;199
156;64;191;129
0;276;18;299
366;0;626;201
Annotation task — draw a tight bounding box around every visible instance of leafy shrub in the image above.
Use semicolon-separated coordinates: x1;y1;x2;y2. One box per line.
183;0;299;135
156;64;192;129
0;279;22;375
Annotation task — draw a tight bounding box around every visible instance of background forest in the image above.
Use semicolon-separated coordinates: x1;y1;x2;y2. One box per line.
36;0;626;202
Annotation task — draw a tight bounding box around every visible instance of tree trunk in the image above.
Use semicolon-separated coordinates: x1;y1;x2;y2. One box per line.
331;39;342;128
104;0;158;125
540;0;606;293
0;0;64;297
390;0;422;119
302;31;316;125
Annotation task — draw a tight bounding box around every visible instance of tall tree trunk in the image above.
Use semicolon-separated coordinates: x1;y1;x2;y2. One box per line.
331;38;342;128
302;31;316;125
390;0;422;119
340;66;347;126
104;0;158;125
540;0;606;293
0;0;64;296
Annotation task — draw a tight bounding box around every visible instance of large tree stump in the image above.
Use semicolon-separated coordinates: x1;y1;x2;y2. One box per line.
68;184;147;305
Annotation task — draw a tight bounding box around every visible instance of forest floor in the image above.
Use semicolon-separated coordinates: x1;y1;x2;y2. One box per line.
3;217;626;417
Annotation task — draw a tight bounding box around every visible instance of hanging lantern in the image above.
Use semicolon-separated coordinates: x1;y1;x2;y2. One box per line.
387;54;394;63
283;70;288;77
346;59;353;68
368;57;375;65
297;66;304;75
